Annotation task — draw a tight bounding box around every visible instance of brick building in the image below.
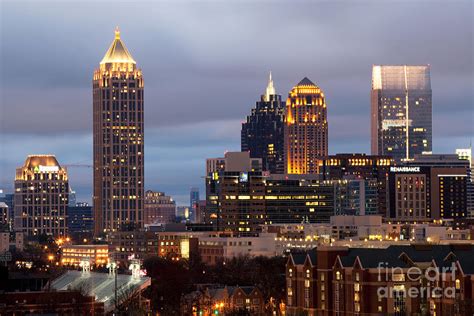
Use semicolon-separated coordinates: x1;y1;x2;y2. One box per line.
286;244;474;315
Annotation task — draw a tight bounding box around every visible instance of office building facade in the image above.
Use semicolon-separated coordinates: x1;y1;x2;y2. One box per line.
67;203;93;237
144;190;176;224
388;155;469;221
206;172;377;235
456;148;474;218
241;73;285;174
206;151;262;175
93;29;144;234
319;154;393;216
14;155;68;237
285;77;328;174
371;65;432;161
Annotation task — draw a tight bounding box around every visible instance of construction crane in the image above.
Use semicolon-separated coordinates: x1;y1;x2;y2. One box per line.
63;163;93;168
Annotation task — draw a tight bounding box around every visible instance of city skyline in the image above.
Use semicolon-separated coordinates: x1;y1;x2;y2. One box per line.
1;1;473;205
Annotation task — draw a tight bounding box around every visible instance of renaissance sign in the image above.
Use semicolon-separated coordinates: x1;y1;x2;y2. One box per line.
390;166;420;173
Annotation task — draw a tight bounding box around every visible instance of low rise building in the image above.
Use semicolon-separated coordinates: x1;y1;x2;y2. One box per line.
108;229;202;265
60;244;109;266
198;233;277;265
182;285;265;315
286;244;474;316
108;230;157;265
156;231;199;259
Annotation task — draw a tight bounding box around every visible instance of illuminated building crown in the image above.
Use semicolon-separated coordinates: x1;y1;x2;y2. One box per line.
100;27;136;65
264;71;276;101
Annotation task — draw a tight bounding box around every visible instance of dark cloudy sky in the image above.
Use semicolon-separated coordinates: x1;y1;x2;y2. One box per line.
1;0;473;205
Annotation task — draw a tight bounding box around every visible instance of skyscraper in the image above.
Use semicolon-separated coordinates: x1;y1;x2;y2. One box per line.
190;187;199;209
93;28;144;234
285;77;328;174
189;187;199;222
241;73;285;174
371;65;432;161
14;155;69;237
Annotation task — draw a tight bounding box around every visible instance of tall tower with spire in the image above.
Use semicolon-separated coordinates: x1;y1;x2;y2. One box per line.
241;72;285;174
93;28;144;235
285;77;328;174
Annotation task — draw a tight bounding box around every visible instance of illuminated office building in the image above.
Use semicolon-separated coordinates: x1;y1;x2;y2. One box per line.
318;154;393;216
14;155;68;237
457;148;474;218
388;154;469;221
205;172;375;235
285;77;328;174
371;65;432;161
241;73;285;174
93;28;144;234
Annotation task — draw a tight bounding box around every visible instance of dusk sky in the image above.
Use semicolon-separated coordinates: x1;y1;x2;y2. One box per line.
1;0;473;205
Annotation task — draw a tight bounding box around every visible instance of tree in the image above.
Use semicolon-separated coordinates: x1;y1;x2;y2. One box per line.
227;308;252;316
143;256;192;314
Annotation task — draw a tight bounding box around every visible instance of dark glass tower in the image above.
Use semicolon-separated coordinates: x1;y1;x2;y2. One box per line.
241;73;285;174
93;29;144;235
371;65;432;162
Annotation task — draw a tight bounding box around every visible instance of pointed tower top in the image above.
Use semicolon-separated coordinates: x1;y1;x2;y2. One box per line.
264;71;276;101
297;77;316;87
100;28;136;65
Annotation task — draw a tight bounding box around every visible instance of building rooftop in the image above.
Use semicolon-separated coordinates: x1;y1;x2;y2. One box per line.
50;270;150;312
23;155;61;169
297;77;316;87
100;28;136;65
291;244;474;273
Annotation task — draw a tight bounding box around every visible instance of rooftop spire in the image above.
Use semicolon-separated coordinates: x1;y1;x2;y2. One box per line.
100;28;136;65
264;71;276;101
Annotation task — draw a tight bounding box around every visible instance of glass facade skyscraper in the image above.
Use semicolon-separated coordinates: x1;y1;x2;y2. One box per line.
241;73;285;174
371;65;432;161
93;29;144;234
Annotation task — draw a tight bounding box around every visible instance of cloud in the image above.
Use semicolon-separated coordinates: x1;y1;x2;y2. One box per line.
1;0;472;205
